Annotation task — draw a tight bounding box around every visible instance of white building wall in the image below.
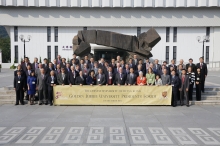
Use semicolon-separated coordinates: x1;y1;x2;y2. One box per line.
9;26;218;64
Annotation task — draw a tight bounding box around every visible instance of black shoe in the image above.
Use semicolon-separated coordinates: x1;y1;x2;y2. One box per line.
15;103;19;105
187;105;190;107
45;102;48;105
39;102;42;105
21;103;24;105
50;103;53;106
173;105;176;107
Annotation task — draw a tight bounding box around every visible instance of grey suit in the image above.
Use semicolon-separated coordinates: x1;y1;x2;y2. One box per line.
179;75;190;106
37;74;47;104
96;74;106;85
161;74;171;85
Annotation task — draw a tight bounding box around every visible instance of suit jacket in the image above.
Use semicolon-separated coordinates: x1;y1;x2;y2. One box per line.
137;76;147;85
132;59;139;66
123;69;130;76
126;73;137;85
96;74;106;85
70;58;79;65
106;72;115;85
186;63;196;73
88;62;95;69
114;73;126;85
179;75;190;90
170;75;180;90
14;76;25;90
153;64;162;75
168;64;177;71
37;74;47;90
46;76;58;90
86;76;96;85
75;76;86;85
68;71;79;85
59;62;66;68
98;63;105;69
161;74;171;85
21;62;32;72
196;63;208;80
57;73;68;85
32;62;39;71
14;70;25;77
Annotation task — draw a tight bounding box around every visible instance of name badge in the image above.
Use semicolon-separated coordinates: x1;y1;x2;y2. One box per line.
197;78;200;80
109;77;112;79
18;81;20;83
97;79;100;82
172;84;174;86
120;78;122;80
51;81;54;83
32;82;35;84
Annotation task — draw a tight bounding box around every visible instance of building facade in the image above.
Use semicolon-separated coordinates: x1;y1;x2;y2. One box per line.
0;0;220;64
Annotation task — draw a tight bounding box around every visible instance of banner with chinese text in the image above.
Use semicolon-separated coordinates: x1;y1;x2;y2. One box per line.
53;86;172;105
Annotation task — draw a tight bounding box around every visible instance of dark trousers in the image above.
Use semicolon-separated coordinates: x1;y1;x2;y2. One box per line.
196;83;201;101
201;79;205;92
188;83;194;101
180;89;189;106
39;89;47;103
172;90;178;106
15;89;24;104
48;89;53;104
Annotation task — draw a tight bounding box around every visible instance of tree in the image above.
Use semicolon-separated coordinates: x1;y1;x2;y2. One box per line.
0;37;10;63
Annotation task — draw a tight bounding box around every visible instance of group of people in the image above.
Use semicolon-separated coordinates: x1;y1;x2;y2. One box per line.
13;54;208;107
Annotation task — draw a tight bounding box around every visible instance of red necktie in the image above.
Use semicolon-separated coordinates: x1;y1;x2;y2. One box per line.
182;76;185;83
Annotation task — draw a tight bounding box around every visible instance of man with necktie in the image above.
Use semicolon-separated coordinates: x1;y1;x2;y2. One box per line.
70;54;79;65
98;58;105;69
32;57;39;71
153;59;162;75
114;67;126;86
123;64;130;77
37;68;48;105
96;68;106;86
179;69;190;107
168;59;177;71
57;67;68;85
196;57;208;92
170;70;180;107
47;71;58;106
75;71;86;85
125;68;137;86
21;57;31;72
132;54;138;66
68;66;79;86
55;64;61;77
14;71;25;105
186;58;196;73
106;67;114;85
88;58;95;70
114;63;121;75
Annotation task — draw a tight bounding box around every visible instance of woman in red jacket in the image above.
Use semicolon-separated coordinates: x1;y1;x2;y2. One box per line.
137;71;147;86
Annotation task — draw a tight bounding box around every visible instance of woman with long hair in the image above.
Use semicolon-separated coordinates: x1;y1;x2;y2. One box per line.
187;66;195;101
146;67;155;85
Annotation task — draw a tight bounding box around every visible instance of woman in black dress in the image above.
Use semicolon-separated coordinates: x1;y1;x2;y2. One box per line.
195;68;202;101
187;66;195;101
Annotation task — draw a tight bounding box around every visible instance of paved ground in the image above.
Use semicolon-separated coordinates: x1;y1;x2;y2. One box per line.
1;69;220;145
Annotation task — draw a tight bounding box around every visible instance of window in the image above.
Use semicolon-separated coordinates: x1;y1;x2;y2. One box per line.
173;46;177;62
166;46;169;63
137;27;141;37
14;46;18;63
83;27;87;30
173;27;177;42
206;27;210;42
54;27;58;42
206;46;209;63
47;27;51;42
55;46;58;59
166;27;170;42
14;26;18;42
47;46;51;62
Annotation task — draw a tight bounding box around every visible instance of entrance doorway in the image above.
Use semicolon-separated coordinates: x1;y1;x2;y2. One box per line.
94;49;125;63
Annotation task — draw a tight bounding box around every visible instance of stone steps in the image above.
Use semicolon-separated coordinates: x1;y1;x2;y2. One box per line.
190;100;220;105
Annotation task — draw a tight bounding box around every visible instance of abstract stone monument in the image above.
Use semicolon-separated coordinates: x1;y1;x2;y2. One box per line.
72;28;161;61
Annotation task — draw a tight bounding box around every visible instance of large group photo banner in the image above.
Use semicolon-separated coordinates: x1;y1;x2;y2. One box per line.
53;86;172;105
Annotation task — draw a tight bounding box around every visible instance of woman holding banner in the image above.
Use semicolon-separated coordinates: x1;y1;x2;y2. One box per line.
137;71;146;86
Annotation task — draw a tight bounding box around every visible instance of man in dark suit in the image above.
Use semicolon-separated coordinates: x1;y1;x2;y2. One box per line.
65;63;71;74
96;68;106;85
114;67;126;86
186;58;196;73
126;68;137;85
57;67;69;85
88;58;95;70
84;55;91;64
37;68;48;105
114;63;121;75
32;57;39;71
196;57;208;92
53;59;57;70
123;64;130;76
171;70;180;107
42;58;49;75
14;71;25;105
162;61;170;75
135;64;145;77
98;58;105;70
169;59;177;71
153;59;162;75
70;54;79;65
14;64;25;77
60;58;66;68
128;58;136;71
47;62;54;76
56;55;62;65
109;58;116;69
132;54;138;66
21;57;31;72
46;70;58;106
75;71;86;85
106;67;115;85
68;66;79;86
179;69;190;107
